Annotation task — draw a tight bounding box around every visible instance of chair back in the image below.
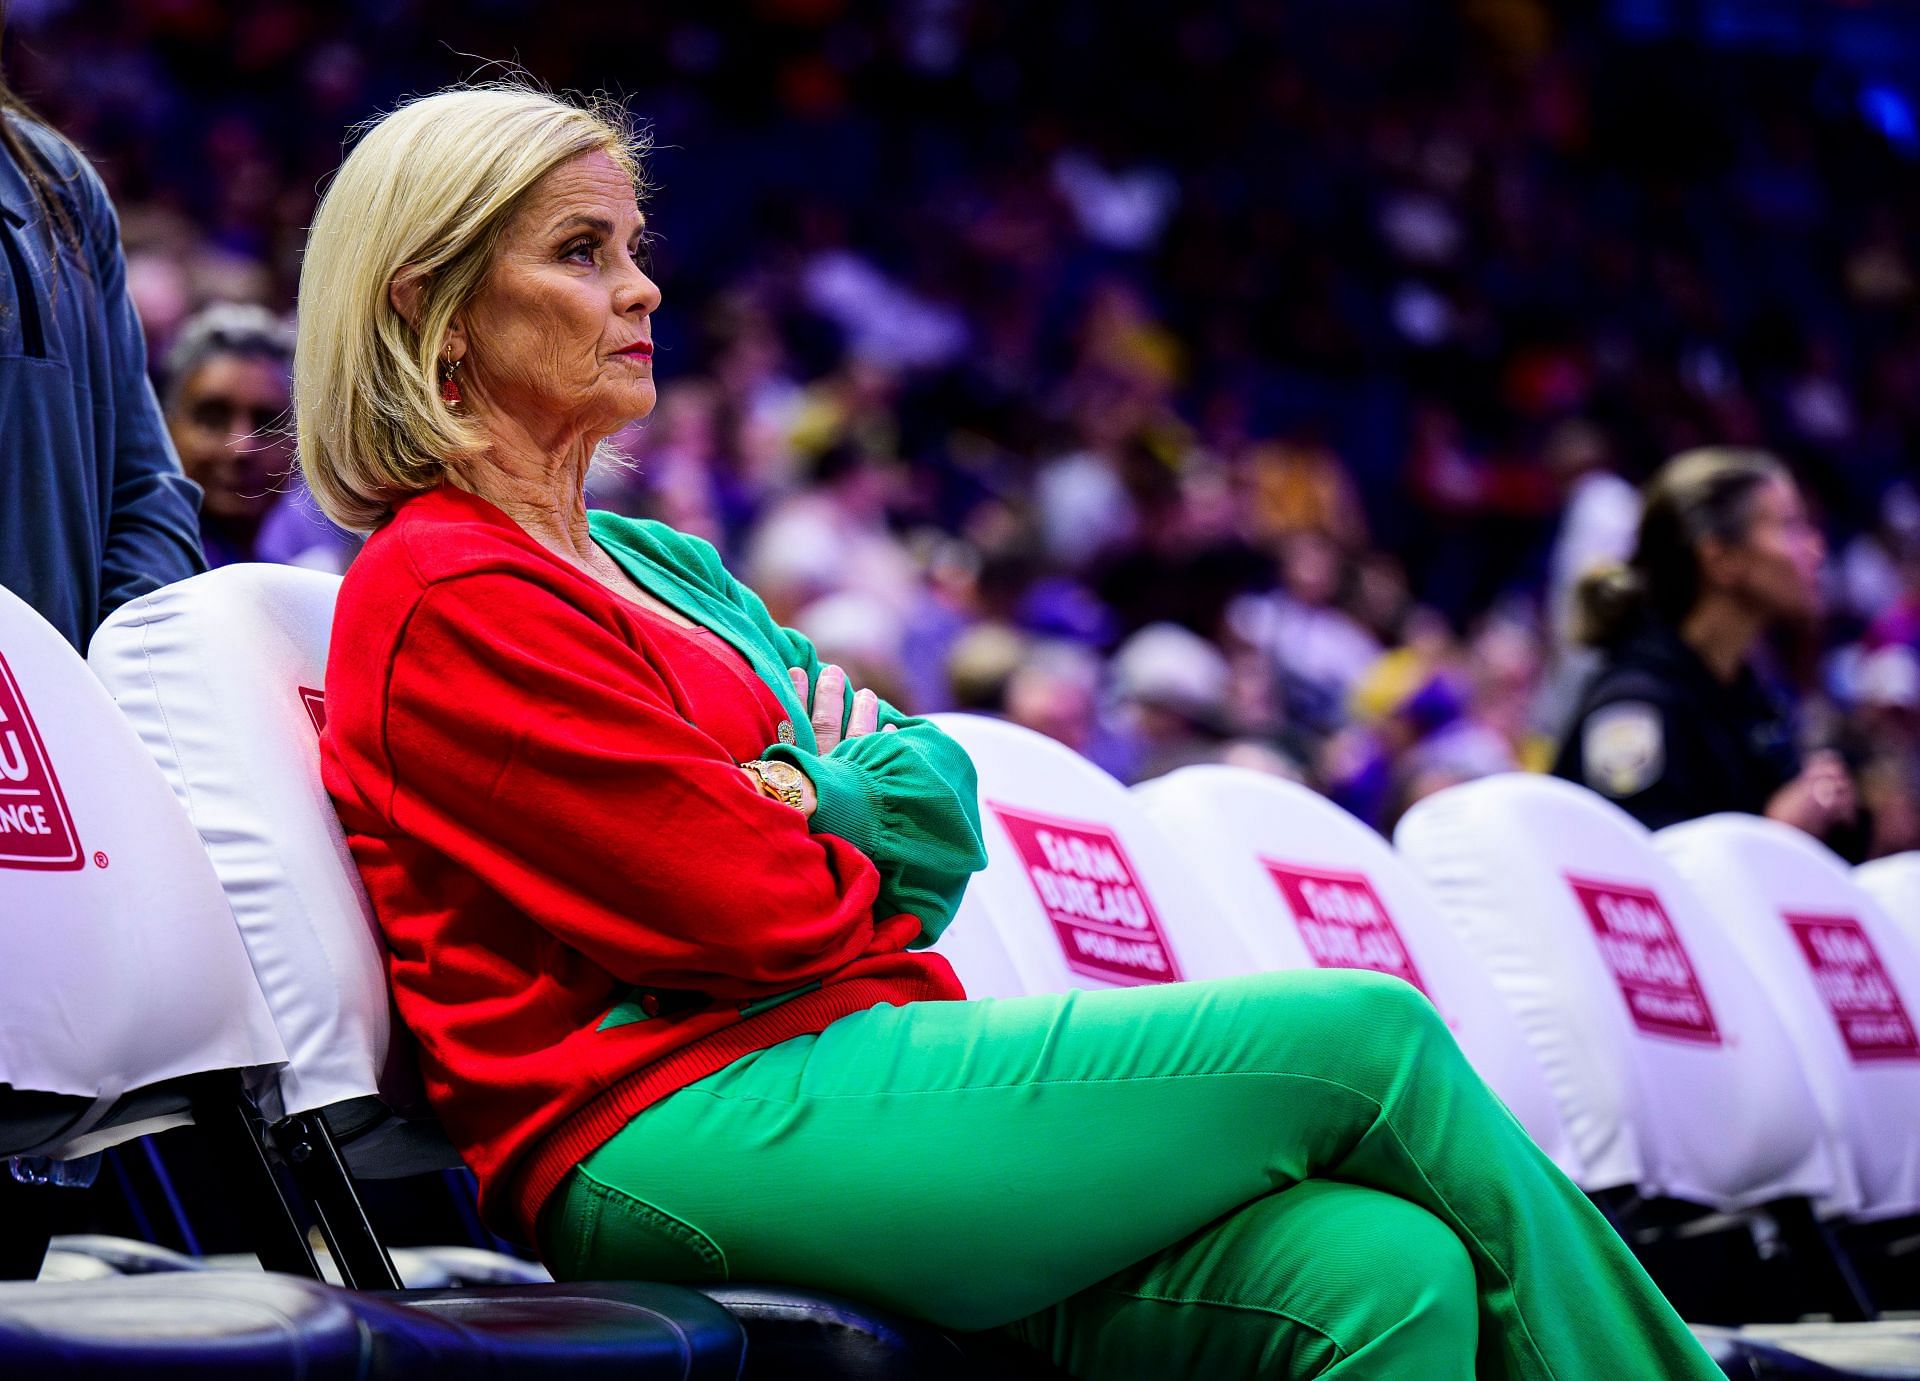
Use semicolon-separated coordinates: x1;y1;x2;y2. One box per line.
0;582;282;1153
926;715;1258;996
89;565;431;1162
1133;765;1576;1176
1659;815;1920;1219
1395;774;1840;1211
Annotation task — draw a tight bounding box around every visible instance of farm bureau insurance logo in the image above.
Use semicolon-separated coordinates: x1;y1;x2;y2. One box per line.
298;686;327;735
1262;860;1430;998
989;803;1182;986
0;652;82;870
1566;875;1721;1045
1784;913;1920;1062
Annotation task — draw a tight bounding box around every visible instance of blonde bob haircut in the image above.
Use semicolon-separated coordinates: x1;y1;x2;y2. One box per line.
295;84;644;531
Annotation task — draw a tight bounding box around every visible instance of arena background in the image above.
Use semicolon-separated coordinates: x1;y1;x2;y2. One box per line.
7;0;1920;840
8;0;1920;1356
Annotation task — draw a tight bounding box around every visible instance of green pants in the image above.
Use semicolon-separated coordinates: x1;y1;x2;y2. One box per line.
541;971;1718;1379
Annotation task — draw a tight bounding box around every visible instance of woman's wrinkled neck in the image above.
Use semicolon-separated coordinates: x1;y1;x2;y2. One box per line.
446;412;605;559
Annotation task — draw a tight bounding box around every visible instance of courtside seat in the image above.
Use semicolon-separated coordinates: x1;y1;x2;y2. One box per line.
43;1234;1044;1378
694;1284;1071;1381
0;581;288;1276
365;1280;745;1379
0;1273;372;1378
1657;816;1920;1222
924;713;1260;996
0;1273;747;1380
0;580;286;1156
1131;765;1577;1177
89;565;442;1176
1394;775;1840;1215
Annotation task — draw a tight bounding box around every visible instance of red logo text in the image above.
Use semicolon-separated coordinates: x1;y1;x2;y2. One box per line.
1785;913;1920;1062
0;652;82;870
1567;875;1720;1045
990;803;1181;986
299;686;327;735
1263;860;1430;997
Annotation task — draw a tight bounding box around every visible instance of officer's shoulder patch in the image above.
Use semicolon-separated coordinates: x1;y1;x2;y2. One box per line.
1583;700;1664;799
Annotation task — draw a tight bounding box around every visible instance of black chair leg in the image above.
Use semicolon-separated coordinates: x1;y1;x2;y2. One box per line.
273;1110;401;1290
1768;1197;1875;1322
189;1075;320;1280
0;1169;54;1280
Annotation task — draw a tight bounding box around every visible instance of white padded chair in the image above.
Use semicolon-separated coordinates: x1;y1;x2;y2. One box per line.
926;714;1260;996
0;581;295;1282
1132;765;1576;1177
1659;816;1920;1221
1395;774;1840;1215
90;564;458;1288
0;580;285;1163
1858;853;1920;952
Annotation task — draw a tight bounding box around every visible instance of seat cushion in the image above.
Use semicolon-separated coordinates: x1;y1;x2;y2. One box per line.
699;1283;1067;1380
696;1283;960;1380
0;1274;748;1380
0;1273;372;1378
373;1279;745;1379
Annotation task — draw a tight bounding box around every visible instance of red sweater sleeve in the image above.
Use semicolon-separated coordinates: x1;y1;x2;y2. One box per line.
371;570;913;998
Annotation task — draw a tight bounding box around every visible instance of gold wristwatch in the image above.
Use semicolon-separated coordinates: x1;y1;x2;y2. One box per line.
742;758;808;811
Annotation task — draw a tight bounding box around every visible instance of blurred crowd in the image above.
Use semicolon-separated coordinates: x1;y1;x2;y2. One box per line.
10;0;1920;852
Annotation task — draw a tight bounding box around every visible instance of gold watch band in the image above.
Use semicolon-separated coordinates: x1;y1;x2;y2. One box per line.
742;758;807;810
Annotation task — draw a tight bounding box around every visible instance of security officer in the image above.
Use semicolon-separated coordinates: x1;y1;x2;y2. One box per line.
1554;448;1858;845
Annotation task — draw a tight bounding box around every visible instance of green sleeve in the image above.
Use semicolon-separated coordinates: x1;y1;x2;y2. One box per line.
688;534;987;947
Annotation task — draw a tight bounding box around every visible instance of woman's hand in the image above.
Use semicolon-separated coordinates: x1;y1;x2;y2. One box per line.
1765;750;1858;837
739;665;897;819
790;664;898;751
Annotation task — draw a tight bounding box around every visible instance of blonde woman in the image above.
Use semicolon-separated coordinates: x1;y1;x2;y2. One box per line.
304;84;1720;1379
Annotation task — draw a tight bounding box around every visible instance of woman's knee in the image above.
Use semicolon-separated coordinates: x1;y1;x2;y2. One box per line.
1333;1193;1479;1371
1308;967;1441;1023
1253;968;1459;1087
1252;1184;1478;1369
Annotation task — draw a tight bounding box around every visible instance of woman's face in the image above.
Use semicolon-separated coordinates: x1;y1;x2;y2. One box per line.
456;149;661;445
1721;475;1827;623
167;353;294;521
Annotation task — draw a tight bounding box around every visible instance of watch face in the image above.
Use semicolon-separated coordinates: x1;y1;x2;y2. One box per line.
764;761;806;791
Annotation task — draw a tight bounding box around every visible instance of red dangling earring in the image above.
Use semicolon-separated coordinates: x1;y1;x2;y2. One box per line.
440;355;464;410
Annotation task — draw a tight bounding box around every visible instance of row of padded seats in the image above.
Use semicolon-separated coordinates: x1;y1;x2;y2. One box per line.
0;1274;749;1380
923;713;1920;1361
932;714;1920;1225
2;569;1043;1379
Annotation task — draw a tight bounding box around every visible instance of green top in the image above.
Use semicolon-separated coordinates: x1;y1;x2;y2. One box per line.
589;510;986;946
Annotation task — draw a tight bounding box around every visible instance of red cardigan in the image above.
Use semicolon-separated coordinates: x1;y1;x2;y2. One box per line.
320;487;967;1239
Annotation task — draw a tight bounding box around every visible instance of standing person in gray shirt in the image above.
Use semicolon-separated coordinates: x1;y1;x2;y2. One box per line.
0;21;203;651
